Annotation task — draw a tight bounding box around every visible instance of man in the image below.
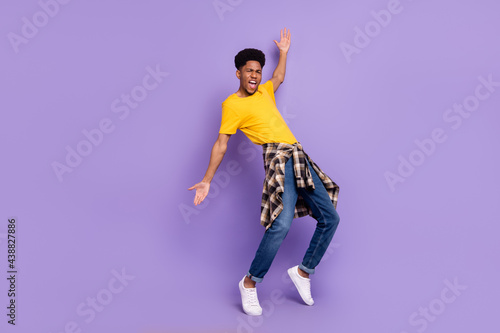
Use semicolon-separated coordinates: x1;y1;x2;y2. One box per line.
188;28;340;316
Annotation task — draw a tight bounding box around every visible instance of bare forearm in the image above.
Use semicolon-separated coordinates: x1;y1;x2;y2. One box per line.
202;141;227;183
273;51;288;82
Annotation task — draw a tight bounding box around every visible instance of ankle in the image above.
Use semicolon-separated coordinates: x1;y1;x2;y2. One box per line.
298;267;310;278
244;276;257;288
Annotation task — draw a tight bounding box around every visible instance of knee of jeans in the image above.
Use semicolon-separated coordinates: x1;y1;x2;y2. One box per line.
269;216;292;235
325;209;340;228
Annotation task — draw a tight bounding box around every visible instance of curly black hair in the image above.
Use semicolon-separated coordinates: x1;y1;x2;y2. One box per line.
234;48;266;70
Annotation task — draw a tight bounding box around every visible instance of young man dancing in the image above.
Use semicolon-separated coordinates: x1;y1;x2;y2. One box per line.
188;28;340;316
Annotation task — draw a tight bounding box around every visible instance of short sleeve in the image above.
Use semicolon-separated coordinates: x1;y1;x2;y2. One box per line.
261;81;276;105
219;104;240;134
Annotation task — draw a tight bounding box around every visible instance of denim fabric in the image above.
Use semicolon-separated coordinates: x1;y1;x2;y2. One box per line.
246;156;340;283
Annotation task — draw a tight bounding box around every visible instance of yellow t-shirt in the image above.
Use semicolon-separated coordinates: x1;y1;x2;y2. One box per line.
219;80;297;145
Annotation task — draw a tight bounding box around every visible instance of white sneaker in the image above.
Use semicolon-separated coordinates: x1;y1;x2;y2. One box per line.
239;276;263;316
287;265;314;305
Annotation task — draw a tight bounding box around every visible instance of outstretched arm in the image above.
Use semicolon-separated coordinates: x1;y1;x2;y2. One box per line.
270;27;291;93
188;133;231;206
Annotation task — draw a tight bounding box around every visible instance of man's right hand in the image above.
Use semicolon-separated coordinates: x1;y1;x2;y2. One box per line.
188;181;210;206
188;133;231;206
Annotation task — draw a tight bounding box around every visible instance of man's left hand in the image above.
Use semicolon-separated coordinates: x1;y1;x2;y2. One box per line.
274;27;291;53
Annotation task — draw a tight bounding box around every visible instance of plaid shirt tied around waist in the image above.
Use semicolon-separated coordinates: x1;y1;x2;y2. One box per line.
260;142;339;230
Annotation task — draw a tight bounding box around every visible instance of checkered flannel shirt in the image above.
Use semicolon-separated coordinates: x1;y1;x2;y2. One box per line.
260;142;339;230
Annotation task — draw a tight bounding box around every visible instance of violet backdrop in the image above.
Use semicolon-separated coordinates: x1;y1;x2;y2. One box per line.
1;0;499;332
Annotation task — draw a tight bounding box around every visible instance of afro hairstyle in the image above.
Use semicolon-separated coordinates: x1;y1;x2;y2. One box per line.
234;48;266;70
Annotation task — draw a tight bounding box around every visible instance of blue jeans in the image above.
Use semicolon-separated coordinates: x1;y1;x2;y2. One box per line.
246;156;340;283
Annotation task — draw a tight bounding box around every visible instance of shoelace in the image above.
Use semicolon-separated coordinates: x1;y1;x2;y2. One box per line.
246;288;259;307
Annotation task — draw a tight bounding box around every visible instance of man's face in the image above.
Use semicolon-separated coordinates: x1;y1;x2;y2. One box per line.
236;60;262;96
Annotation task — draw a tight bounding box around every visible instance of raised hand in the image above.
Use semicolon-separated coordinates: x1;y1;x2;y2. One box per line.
274;27;291;53
188;181;210;206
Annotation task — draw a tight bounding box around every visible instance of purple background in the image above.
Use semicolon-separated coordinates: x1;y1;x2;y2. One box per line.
1;0;499;332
